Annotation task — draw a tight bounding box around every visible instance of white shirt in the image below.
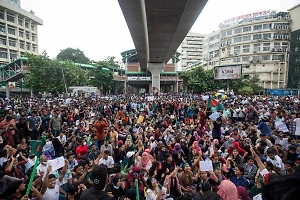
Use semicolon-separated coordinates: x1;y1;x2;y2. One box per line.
56;135;66;145
99;156;114;168
293;118;300;136
42;180;60;200
266;155;284;170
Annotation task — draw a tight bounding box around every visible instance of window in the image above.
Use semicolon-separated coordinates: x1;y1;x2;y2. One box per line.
234;28;242;34
19;30;23;37
10;50;17;59
263;43;270;51
226;39;232;45
25;21;29;28
26;32;29;40
233;57;241;62
227;47;231;55
253;55;262;62
8;27;15;35
254;44;260;52
227;30;232;36
234;37;242;43
19;42;24;49
6;13;15;23
243;45;250;53
262;55;270;60
263;33;271;39
26;43;30;50
0;23;5;33
32;45;36;52
234;46;241;54
274;42;280;48
0;48;7;58
272;55;284;60
253;34;262;40
242;56;250;62
32;35;35;42
242;35;251;41
31;25;35;31
222;31;226;37
0;37;6;45
9;38;16;47
0;10;4;20
243;26;251;32
18;18;23;26
263;23;272;29
254;24;262;30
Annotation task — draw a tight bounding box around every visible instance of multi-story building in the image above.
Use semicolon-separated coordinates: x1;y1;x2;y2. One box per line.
203;10;292;89
178;32;206;71
288;4;300;89
0;0;43;64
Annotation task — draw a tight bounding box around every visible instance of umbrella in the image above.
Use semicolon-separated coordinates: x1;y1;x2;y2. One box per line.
215;93;227;99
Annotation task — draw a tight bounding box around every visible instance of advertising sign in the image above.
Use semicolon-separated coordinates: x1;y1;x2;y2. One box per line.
127;77;151;81
214;65;242;80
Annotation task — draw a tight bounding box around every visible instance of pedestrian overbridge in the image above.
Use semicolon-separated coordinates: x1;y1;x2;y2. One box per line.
118;0;208;91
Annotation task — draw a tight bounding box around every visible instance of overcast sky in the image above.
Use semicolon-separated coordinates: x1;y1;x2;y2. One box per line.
21;0;300;62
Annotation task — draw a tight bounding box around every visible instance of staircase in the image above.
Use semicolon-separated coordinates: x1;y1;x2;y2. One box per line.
0;57;29;83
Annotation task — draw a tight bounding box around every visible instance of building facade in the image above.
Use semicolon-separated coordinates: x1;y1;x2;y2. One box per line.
0;0;43;65
203;10;292;89
288;4;300;89
121;49;182;94
178;32;206;71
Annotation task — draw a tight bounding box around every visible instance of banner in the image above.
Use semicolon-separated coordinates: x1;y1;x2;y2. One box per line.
214;65;242;80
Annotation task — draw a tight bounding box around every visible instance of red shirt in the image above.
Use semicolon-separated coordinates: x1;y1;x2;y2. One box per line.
76;145;88;157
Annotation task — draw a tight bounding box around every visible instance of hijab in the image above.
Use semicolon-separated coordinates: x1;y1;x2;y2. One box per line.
237;186;251;200
249;178;265;197
217;180;238;200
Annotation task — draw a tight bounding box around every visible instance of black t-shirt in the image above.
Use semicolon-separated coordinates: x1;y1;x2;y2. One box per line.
80;188;113;200
213;121;221;134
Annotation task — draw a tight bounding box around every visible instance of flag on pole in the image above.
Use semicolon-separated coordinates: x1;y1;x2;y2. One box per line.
30;139;45;157
26;137;46;195
135;179;140;200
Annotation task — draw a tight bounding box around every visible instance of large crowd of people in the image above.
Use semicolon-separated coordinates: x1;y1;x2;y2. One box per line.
0;93;300;200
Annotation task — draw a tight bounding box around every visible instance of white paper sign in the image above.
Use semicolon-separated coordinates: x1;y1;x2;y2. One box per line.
209;112;219;121
199;160;213;171
47;156;65;171
275;121;289;133
202;95;209;101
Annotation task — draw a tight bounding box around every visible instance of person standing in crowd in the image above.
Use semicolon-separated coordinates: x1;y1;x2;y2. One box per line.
27;110;42;140
93;116;109;149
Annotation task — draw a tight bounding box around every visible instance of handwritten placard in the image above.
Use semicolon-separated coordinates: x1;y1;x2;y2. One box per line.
199;160;213;171
47;156;65;171
275;121;289;133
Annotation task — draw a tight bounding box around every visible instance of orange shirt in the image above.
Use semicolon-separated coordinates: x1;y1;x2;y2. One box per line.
94;121;109;140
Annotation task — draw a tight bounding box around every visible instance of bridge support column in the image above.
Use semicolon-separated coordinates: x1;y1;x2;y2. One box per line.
148;63;164;93
5;82;10;98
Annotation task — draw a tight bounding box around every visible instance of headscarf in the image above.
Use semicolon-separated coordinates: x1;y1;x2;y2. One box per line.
217;180;238;200
173;143;184;155
237;186;251;200
193;131;200;141
141;152;151;166
192;141;201;152
249;178;265;197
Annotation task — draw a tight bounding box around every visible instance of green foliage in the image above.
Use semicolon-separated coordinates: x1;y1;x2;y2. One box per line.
181;66;263;94
57;48;90;64
24;53;88;95
238;86;253;95
88;61;114;92
180;67;226;93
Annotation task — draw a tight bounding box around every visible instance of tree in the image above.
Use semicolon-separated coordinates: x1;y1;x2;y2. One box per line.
104;56;120;68
88;61;114;92
180;67;225;93
24;53;88;95
57;48;90;64
181;66;263;94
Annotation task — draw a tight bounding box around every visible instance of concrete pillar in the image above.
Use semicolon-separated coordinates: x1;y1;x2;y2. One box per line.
5;82;9;98
148;63;164;93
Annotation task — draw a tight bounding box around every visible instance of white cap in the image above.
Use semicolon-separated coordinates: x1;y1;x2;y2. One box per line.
126;151;135;158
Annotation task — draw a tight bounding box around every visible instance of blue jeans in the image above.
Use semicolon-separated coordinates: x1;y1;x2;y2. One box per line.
52;129;61;137
97;139;104;150
30;130;39;140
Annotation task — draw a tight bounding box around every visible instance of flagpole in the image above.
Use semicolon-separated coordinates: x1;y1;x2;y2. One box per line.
25;158;40;195
135;179;140;200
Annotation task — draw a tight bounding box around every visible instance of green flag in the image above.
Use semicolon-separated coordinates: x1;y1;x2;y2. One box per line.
30;139;45;157
207;97;212;108
135;179;140;200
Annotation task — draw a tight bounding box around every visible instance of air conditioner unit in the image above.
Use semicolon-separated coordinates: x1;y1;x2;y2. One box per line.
254;51;257;53
279;48;282;52
281;60;285;62
257;60;261;63
272;48;276;52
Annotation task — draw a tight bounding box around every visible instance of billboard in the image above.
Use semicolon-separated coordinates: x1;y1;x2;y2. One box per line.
214;65;242;80
127;77;151;81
